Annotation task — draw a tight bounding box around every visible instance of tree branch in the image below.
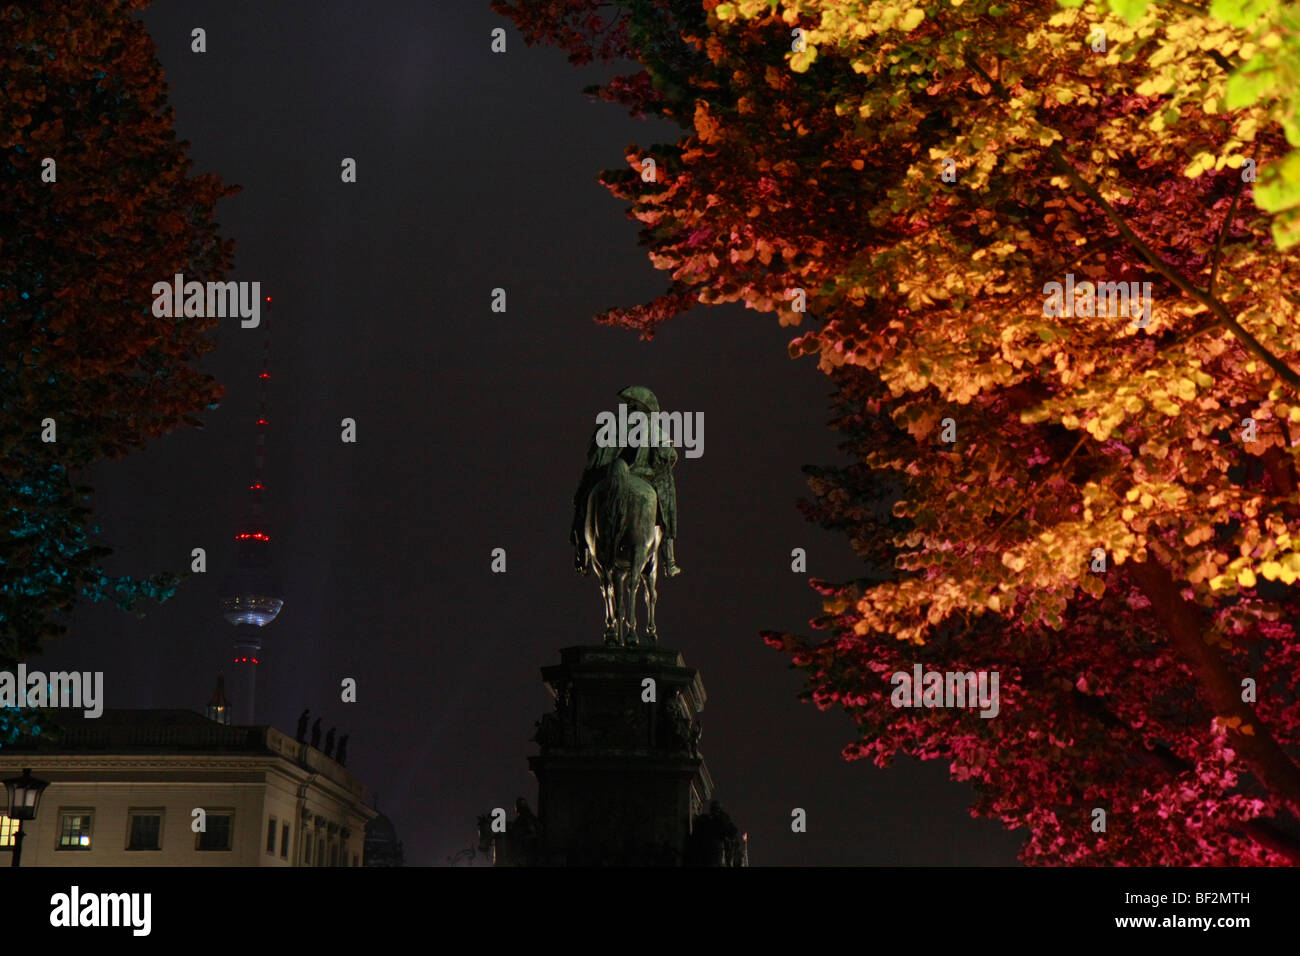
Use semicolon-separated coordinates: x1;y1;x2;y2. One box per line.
1127;557;1300;821
990;434;1088;538
962;53;1300;396
1209;176;1245;298
1072;689;1300;863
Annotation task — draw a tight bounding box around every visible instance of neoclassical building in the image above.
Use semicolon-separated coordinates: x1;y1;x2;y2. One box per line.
0;708;376;867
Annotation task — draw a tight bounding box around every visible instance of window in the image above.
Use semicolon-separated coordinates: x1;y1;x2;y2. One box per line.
58;811;93;850
127;811;162;851
0;814;17;848
280;823;289;859
266;817;277;854
352;853;359;867
303;833;313;865
196;812;233;851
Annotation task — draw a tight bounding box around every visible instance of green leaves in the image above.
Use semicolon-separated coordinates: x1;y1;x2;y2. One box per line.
1209;0;1273;27
1255;150;1300;209
1104;0;1152;20
1225;55;1276;110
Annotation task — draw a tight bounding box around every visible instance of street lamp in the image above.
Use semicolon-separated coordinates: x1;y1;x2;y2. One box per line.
4;768;49;867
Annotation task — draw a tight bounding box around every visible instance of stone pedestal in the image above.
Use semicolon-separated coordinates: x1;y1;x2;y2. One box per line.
527;645;714;866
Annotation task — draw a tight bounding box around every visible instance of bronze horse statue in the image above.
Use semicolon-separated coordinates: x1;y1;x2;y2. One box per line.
584;458;661;646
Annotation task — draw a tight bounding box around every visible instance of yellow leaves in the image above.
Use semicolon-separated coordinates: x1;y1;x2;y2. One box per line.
1213;544;1300;592
1154;398;1179;416
790;47;818;73
987;594;1002;612
900;8;926;31
1034;125;1063;147
1085;412;1120;441
1135;73;1176;97
1002;551;1028;573
1184;151;1217;178
1079;573;1105;599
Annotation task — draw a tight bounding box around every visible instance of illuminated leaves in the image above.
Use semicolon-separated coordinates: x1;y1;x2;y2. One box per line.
500;0;1300;864
2;1;235;662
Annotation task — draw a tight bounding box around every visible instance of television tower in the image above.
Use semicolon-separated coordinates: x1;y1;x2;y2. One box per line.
218;294;283;725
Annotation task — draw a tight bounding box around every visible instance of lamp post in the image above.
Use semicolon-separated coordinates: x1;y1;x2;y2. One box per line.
4;768;49;867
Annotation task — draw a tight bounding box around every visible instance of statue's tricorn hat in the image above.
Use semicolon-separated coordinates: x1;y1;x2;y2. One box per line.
618;385;660;415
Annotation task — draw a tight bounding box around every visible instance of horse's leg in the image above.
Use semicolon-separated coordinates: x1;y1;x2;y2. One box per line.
618;567;635;646
627;567;639;645
600;568;618;644
644;530;660;643
634;576;647;643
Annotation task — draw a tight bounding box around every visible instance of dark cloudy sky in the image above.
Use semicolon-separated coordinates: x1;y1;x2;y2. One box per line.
41;0;1022;865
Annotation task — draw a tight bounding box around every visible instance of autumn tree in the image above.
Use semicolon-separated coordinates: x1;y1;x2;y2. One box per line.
496;0;1300;862
1;0;235;680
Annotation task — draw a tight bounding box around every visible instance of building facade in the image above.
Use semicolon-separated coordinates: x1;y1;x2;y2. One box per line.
0;710;375;867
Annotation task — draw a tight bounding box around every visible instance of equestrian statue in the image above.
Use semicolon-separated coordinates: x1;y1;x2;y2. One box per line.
570;385;681;646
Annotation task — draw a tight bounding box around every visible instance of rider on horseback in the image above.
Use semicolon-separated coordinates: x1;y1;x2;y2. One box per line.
570;385;681;578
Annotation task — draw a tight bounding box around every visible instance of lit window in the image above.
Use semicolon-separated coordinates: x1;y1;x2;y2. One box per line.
127;812;162;851
58;811;93;850
0;814;17;848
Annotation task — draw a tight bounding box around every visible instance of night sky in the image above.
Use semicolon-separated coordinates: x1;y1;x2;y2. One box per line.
39;1;1023;865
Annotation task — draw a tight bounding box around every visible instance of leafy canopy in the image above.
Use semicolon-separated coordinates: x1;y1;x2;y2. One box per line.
1;0;235;668
498;0;1300;862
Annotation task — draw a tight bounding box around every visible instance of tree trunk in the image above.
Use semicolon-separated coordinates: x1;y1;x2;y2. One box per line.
1128;558;1300;821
